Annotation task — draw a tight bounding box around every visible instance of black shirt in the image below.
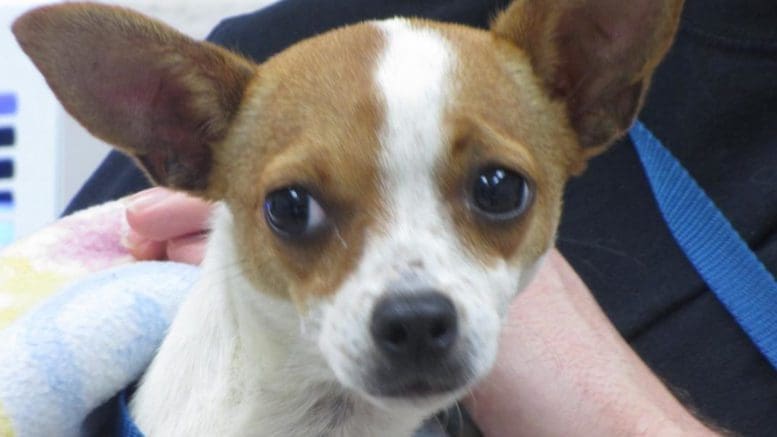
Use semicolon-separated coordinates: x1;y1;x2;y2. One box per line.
66;1;777;435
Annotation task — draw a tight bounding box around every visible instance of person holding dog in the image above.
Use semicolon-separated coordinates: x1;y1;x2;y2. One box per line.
66;0;776;435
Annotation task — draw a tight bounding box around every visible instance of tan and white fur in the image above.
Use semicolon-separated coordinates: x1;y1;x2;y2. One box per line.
14;1;683;435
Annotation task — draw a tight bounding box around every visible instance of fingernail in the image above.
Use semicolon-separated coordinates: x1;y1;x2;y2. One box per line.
122;229;164;259
122;229;147;249
127;187;173;214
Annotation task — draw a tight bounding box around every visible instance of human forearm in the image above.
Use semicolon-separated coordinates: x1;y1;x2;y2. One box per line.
465;250;718;436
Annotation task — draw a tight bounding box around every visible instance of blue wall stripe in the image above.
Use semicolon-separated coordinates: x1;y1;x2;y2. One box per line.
0;160;13;179
0;94;16;115
0;127;13;146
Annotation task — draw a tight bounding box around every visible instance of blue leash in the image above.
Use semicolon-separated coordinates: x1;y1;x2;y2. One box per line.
630;121;777;370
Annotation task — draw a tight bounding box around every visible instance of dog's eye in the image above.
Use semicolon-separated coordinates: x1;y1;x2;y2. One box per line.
264;187;327;238
471;166;531;220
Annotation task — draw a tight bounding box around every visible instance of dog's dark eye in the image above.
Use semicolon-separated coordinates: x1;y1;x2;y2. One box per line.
471;166;531;220
264;187;327;238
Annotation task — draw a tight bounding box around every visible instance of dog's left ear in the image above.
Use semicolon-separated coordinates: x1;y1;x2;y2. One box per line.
492;0;683;156
13;4;255;197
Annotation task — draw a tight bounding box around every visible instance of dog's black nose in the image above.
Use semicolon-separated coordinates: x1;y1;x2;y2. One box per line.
370;292;458;365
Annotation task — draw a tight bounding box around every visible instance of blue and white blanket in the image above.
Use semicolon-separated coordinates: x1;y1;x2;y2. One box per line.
0;200;198;437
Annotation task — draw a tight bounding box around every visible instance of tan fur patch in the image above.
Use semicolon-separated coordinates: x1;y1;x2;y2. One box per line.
431;23;579;266
212;24;386;307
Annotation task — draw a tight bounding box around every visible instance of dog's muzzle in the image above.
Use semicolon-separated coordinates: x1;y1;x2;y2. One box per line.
367;291;470;397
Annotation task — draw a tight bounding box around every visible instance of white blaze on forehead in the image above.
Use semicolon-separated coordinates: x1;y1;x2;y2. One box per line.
318;21;530;398
375;19;453;159
374;19;455;242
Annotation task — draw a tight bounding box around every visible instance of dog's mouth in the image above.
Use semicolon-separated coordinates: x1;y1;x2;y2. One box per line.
375;377;464;398
365;360;472;399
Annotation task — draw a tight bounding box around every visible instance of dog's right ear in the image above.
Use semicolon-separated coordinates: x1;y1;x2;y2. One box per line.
13;3;255;198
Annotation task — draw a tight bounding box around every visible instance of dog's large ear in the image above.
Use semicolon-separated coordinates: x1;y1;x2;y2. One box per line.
13;4;255;197
492;0;683;154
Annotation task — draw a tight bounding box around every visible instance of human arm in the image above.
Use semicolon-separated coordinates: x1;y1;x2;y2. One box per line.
465;250;719;436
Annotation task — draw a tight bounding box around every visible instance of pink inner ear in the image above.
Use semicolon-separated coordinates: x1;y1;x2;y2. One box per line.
556;0;674;109
70;48;215;189
84;50;169;148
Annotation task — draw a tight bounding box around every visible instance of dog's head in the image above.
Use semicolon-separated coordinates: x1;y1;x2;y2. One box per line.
14;0;682;410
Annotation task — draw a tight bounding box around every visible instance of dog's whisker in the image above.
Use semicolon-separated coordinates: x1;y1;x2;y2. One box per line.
334;225;348;248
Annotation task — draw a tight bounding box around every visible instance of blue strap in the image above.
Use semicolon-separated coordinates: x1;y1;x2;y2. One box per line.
117;389;145;437
629;121;777;370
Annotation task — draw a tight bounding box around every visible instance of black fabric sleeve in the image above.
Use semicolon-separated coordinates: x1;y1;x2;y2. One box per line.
63;151;148;215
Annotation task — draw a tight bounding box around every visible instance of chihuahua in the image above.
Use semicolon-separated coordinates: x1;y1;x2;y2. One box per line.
14;0;683;435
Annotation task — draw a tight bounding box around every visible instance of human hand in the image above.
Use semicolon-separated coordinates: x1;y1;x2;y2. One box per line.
125;187;214;264
465;250;717;436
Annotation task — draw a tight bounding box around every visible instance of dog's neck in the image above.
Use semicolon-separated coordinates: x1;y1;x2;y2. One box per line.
130;206;428;436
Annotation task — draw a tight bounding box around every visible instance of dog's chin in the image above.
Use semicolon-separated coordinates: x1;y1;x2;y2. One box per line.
371;377;465;398
360;382;468;412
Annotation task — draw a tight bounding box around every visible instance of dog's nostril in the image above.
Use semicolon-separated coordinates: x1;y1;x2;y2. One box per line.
429;319;448;340
370;292;458;362
386;323;409;347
